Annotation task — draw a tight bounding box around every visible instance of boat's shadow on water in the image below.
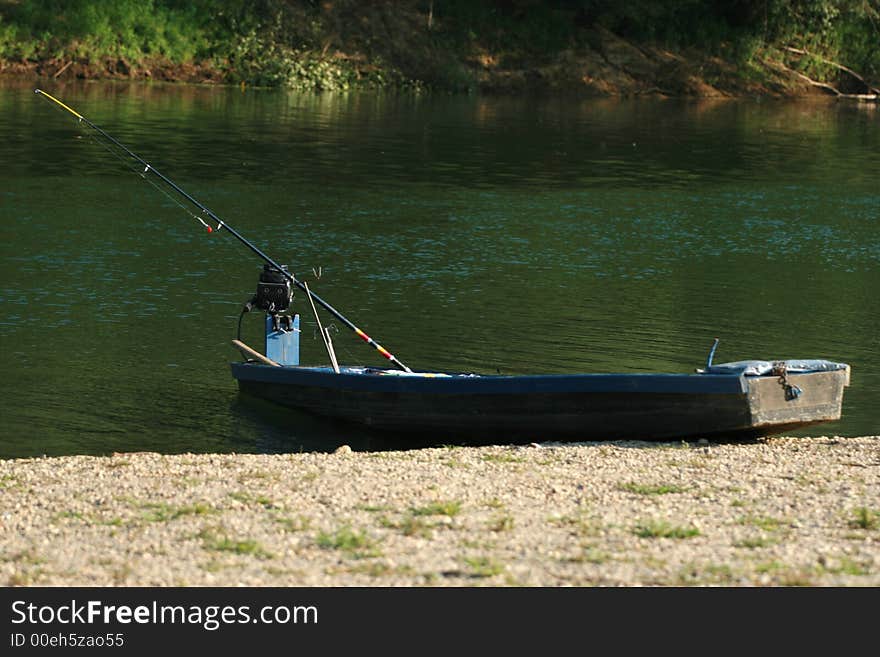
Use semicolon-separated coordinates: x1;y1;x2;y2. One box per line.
229;395;771;454
230;395;432;453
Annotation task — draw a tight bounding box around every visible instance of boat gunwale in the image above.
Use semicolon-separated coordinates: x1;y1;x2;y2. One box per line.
230;361;757;395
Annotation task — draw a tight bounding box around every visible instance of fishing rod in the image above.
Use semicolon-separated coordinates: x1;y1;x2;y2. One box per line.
34;88;412;373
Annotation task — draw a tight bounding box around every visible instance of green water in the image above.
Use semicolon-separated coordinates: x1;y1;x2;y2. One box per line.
1;80;878;457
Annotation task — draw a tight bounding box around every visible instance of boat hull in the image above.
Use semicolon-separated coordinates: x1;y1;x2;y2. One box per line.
230;363;849;443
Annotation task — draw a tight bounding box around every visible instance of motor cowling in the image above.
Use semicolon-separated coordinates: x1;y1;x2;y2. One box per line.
254;264;293;314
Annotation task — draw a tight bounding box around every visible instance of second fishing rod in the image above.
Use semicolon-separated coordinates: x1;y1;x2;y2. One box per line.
34;88;412;373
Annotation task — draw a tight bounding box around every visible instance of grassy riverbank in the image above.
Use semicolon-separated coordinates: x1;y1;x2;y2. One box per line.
1;1;878;96
2;436;878;586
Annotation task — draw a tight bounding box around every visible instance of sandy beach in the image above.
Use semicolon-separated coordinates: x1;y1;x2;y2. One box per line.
1;435;878;587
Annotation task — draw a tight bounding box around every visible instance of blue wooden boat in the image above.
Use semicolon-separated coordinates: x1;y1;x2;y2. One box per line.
230;317;851;443
230;271;850;443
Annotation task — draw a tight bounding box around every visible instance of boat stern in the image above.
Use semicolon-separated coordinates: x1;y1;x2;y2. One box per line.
746;365;850;432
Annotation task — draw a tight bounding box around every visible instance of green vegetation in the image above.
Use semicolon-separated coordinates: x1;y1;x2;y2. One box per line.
756;560;786;574
0;0;415;90
53;509;86;521
758;557;871;582
738;514;789;532
463;555;504;578
228;491;275;509
274;514;311;532
488;515;515;532
848;507;879;530
378;514;433;538
482;452;525;464
566;545;611;564
817;556;871;576
317;526;380;558
0;0;212;62
199;528;272;558
1;1;877;92
141;502;213;522
355;504;394;513
205;537;270;558
734;535;777;549
633;520;701;539
617;481;688;496
398;515;434;538
330;561;393;577
410;501;462;517
547;511;602;537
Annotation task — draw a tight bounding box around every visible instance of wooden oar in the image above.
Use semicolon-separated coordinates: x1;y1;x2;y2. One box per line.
231;339;279;367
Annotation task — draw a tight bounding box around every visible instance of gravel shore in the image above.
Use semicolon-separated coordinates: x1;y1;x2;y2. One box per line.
1;436;878;587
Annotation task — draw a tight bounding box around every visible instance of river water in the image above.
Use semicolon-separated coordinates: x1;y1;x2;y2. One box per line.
1;80;877;457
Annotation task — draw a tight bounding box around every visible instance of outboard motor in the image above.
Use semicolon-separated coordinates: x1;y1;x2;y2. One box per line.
238;264;300;366
254;264;293;314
